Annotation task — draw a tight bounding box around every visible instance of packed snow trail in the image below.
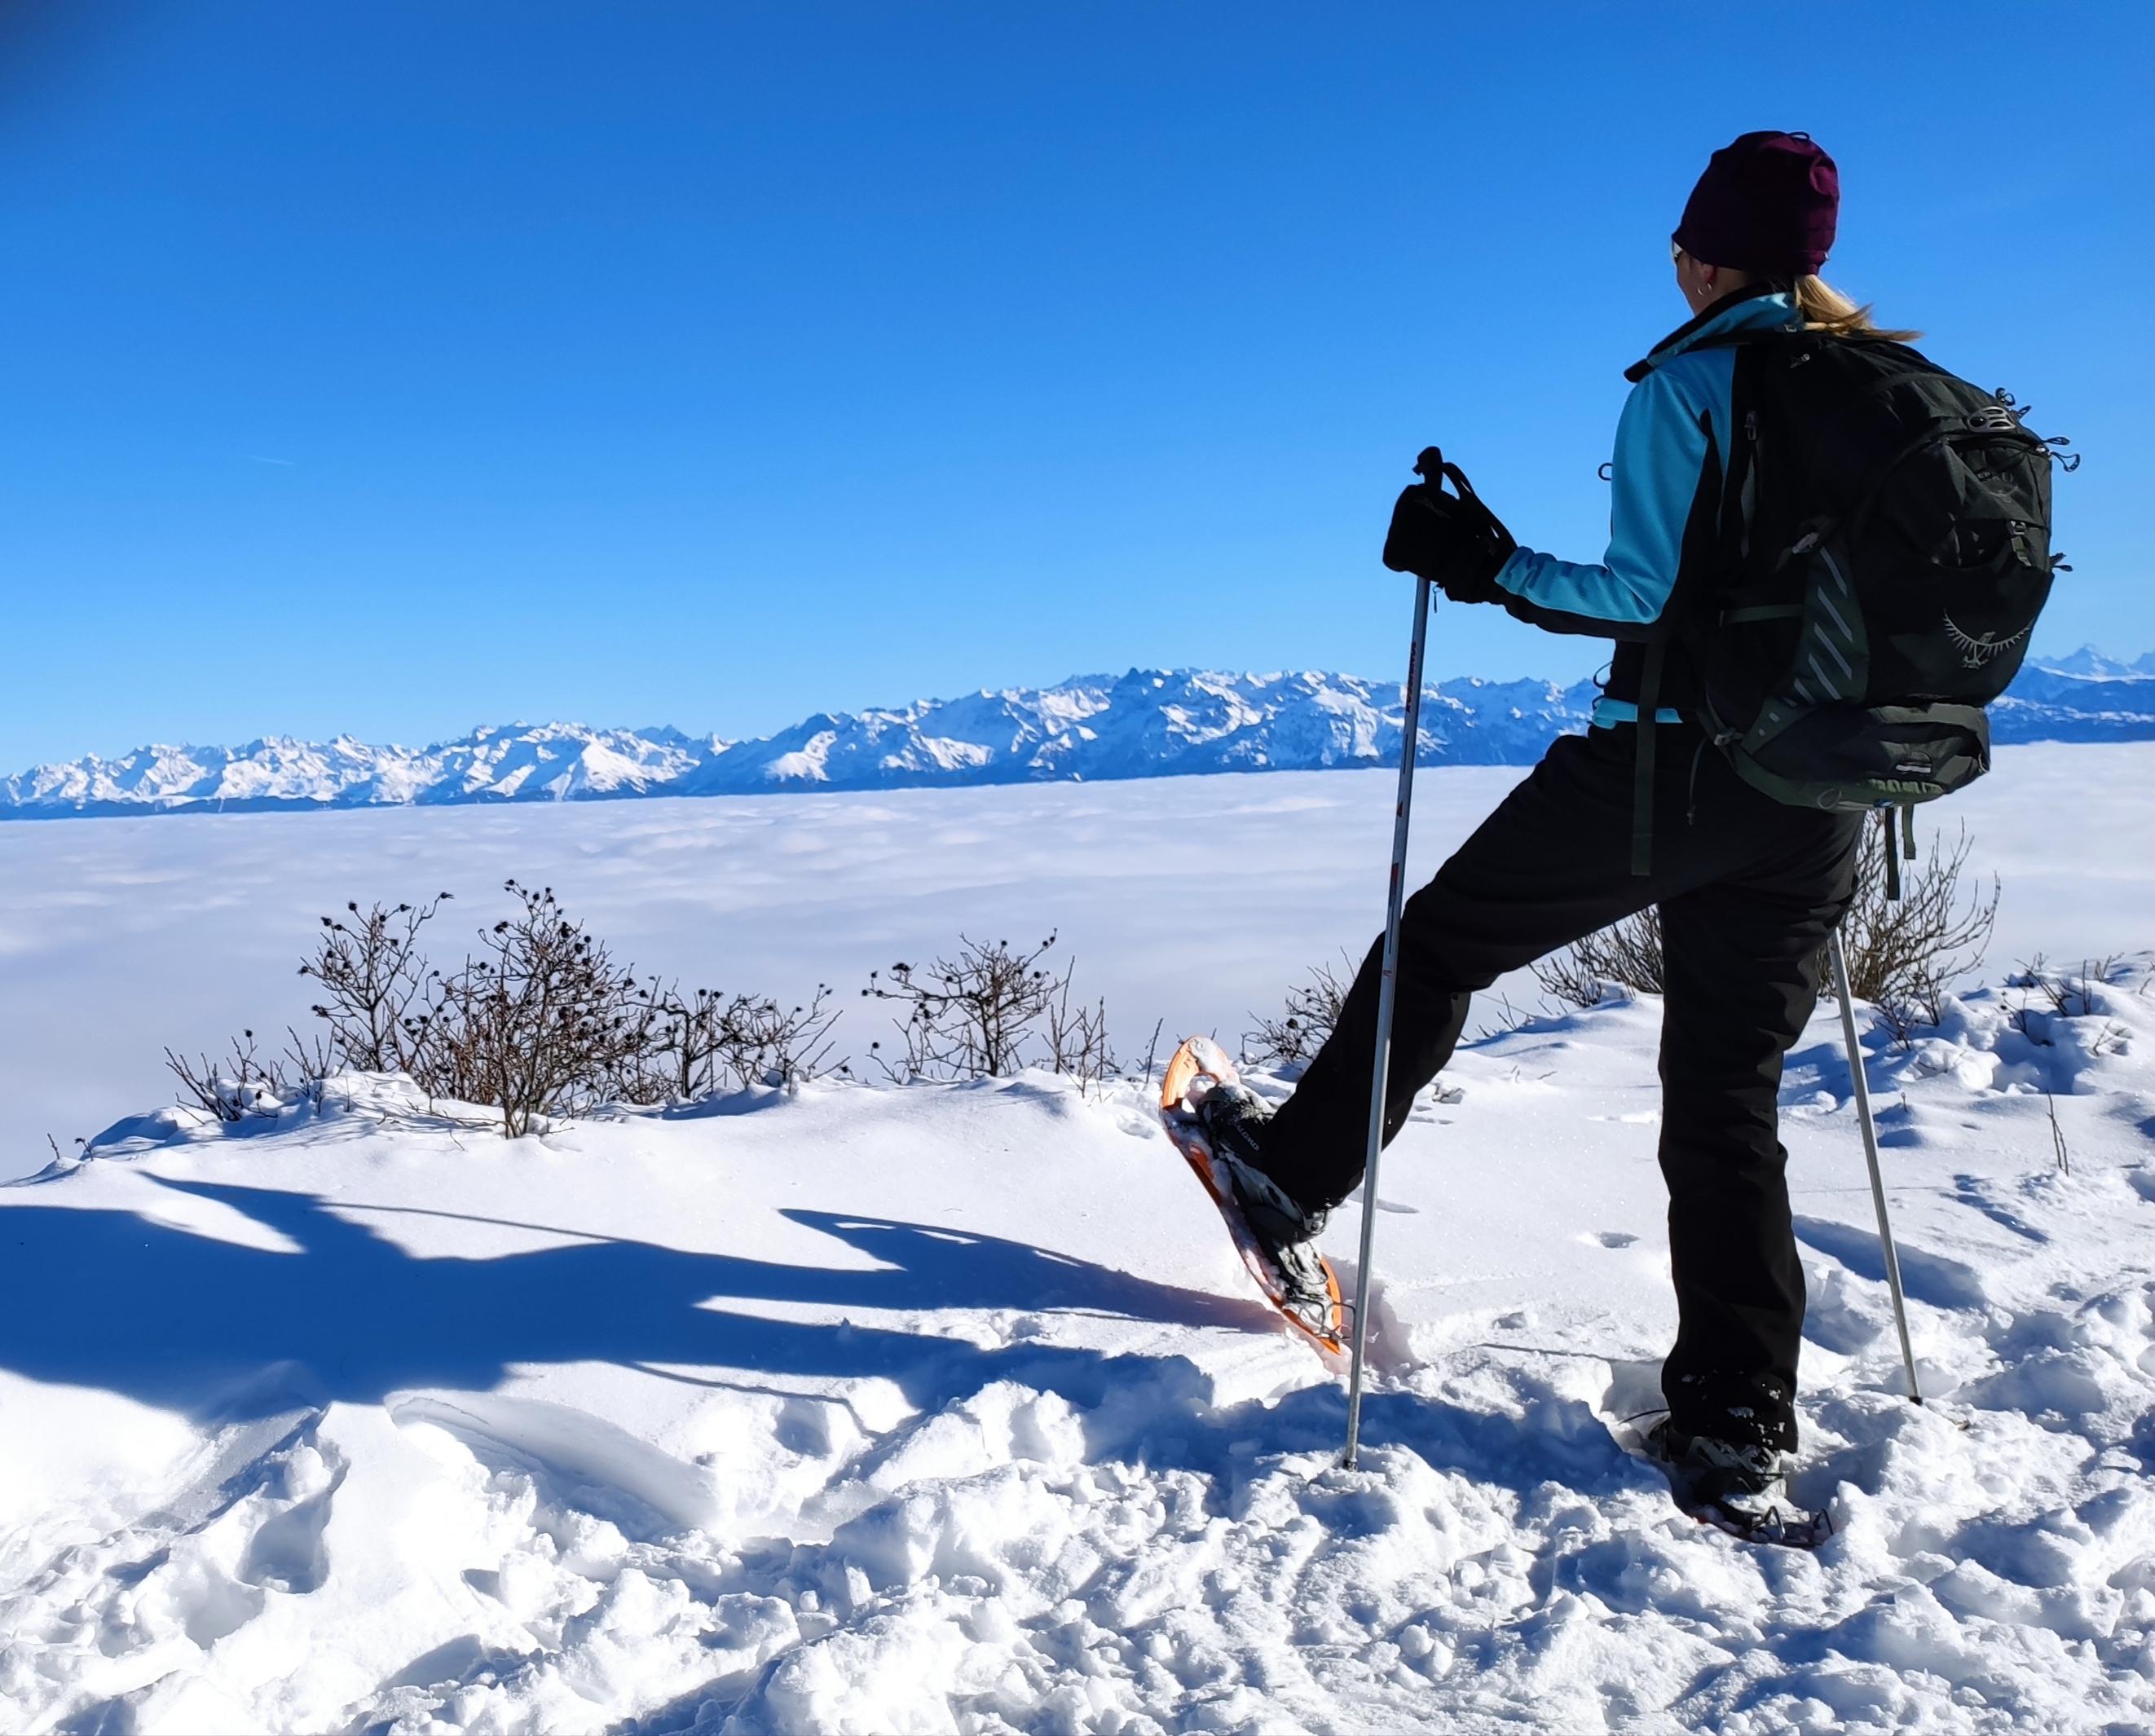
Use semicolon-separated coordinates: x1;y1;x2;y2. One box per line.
6;956;2155;1732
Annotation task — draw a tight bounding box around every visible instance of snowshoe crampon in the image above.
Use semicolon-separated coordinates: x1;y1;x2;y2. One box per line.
1157;1035;1345;1358
1681;1488;1832;1551
1643;1420;1832;1551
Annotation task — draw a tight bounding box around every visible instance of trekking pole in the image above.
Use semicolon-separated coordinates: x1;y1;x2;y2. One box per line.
1828;926;1922;1405
1341;561;1434;1471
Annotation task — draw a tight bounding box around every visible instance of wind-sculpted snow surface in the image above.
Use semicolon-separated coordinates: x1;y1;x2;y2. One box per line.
6;958;2155;1731
7;653;2150;816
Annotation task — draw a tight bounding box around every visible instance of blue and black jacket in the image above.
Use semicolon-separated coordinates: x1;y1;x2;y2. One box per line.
1488;284;1801;728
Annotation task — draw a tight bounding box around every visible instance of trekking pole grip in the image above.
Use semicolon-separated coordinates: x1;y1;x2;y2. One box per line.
1413;443;1487;509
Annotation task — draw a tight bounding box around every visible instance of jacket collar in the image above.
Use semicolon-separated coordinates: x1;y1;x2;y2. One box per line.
1624;282;1796;383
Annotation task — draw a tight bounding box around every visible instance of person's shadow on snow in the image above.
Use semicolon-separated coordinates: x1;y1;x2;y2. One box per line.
0;1177;1637;1496
0;1177;1259;1408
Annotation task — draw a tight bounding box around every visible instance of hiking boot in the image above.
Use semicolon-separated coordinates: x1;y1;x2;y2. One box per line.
1193;1083;1335;1329
1646;1418;1826;1548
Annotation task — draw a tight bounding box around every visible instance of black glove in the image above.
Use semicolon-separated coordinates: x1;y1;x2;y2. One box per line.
1381;446;1517;604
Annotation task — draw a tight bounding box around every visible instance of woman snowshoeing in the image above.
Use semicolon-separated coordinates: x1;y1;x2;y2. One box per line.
1185;132;1928;1544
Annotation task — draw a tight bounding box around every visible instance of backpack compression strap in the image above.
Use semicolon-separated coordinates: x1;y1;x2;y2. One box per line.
1631;638;1667;877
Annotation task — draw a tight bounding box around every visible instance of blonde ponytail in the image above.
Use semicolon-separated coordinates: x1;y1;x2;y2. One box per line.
1791;275;1921;342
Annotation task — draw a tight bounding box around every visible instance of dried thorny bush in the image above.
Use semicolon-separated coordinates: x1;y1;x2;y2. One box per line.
1829;817;1999;1044
624;982;844;1100
2011;953;2126;1021
300;895;452;1073
2007;954;2132;1056
866;934;1059;1081
1243;952;1356;1068
1046;976;1117;1096
626;983;731;1101
1531;818;2000;1044
864;933;1113;1085
165;1028;326;1122
712;986;843;1092
176;881;850;1137
1534;908;1665;1008
406;881;650;1136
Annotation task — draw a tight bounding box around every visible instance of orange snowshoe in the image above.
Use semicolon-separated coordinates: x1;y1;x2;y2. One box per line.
1157;1035;1345;1357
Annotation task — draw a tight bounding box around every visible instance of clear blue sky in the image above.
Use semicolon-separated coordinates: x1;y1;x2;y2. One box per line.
1;1;2147;767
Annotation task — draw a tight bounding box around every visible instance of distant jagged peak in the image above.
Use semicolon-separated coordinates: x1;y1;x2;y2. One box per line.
3;661;2148;818
2032;645;2155;681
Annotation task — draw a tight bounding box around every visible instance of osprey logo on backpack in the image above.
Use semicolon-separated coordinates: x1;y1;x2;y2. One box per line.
1942;611;2031;670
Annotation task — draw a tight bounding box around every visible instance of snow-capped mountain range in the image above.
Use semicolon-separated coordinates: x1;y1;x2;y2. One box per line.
6;654;2152;818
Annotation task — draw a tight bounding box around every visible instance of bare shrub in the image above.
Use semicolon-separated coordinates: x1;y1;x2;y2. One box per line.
626;982;844;1099
165;1027;326;1121
168;879;852;1136
299;896;451;1073
865;933;1107;1083
2007;954;2131;1055
1136;1017;1166;1091
1830;818;1999;1043
407;881;649;1136
714;986;844;1091
2012;953;2124;1021
1535;908;1664;1008
1527;820;1999;1041
1243;952;1355;1068
629;983;729;1101
1046;976;1117;1095
1533;949;1606;1011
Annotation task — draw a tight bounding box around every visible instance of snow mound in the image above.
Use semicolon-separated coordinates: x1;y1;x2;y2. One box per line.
5;960;2155;1732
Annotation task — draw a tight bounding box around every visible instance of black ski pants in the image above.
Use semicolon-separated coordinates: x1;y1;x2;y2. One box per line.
1261;720;1862;1452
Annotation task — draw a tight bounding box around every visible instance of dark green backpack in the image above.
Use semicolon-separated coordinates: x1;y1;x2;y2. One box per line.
1687;330;2069;827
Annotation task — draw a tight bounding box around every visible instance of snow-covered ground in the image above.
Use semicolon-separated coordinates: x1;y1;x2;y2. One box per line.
4;744;2155;1733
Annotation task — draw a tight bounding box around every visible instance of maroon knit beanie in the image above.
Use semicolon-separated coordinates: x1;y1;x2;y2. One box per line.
1674;130;1840;276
